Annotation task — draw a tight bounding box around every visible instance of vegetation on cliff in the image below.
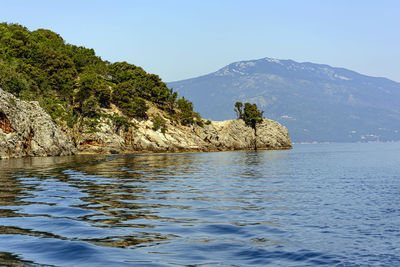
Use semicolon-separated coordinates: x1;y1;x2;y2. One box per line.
234;101;264;150
234;102;264;129
0;23;199;131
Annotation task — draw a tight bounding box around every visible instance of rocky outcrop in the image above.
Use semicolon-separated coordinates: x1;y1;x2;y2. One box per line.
0;88;76;159
75;113;292;154
0;87;291;159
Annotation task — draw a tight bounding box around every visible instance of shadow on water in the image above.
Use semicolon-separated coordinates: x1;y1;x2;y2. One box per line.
0;251;37;266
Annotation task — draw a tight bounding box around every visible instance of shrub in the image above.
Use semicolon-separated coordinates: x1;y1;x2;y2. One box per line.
152;115;166;131
177;97;194;125
112;114;135;131
81;96;99;118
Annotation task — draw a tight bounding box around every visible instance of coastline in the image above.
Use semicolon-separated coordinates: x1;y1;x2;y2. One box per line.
1;88;292;160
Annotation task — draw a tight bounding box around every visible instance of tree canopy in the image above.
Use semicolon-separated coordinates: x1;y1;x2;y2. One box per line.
234;101;264;130
0;23;198;128
234;101;264;150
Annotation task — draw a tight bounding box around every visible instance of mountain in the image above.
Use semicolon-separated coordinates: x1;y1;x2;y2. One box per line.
168;58;400;142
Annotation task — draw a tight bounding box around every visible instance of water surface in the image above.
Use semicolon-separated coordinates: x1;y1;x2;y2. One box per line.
1;143;399;266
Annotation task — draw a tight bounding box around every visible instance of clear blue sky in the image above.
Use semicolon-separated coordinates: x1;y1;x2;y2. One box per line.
1;0;399;82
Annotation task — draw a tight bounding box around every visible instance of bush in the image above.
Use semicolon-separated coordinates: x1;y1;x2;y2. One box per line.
96;86;111;108
4;77;27;95
152;115;166;131
81;96;99;118
112;114;135;131
177;97;194;125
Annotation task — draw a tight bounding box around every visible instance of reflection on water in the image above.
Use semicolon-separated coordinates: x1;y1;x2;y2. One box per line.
1;144;400;266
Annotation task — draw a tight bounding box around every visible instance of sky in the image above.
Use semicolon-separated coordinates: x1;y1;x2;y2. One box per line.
1;0;399;82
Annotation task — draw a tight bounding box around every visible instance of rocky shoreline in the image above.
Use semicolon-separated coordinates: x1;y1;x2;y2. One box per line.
0;88;292;159
0;88;76;159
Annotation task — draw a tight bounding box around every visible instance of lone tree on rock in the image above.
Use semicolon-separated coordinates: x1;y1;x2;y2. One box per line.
234;101;264;150
234;101;243;119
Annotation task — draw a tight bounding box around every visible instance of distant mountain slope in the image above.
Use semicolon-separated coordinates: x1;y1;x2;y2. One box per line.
168;58;400;142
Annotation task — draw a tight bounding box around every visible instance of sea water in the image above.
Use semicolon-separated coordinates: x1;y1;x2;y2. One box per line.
0;143;399;266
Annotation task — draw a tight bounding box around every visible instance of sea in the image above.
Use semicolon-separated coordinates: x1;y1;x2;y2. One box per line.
0;143;399;266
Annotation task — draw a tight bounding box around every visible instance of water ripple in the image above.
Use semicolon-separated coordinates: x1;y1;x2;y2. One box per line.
0;143;400;266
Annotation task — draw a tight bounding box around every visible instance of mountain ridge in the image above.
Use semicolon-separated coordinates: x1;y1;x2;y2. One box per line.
168;57;400;142
171;57;397;84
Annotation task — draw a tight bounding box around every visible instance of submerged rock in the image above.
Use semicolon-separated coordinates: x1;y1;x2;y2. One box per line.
0;88;76;159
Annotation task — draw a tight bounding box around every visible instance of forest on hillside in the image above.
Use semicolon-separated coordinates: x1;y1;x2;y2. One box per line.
0;23;200;130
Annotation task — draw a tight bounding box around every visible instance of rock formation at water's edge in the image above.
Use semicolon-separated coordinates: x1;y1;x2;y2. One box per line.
0;88;76;159
74;116;292;154
0;87;291;159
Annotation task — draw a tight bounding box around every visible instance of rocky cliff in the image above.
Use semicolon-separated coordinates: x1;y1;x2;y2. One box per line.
74;115;292;154
0;88;76;159
0;87;291;159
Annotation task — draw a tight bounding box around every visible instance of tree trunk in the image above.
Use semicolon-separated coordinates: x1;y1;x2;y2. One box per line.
253;124;257;151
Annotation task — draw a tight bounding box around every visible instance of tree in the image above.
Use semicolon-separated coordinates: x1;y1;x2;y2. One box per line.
96;85;111;108
243;103;264;130
111;81;148;118
234;101;243;119
177;97;194;125
234;102;264;150
81;96;99;118
75;72;99;104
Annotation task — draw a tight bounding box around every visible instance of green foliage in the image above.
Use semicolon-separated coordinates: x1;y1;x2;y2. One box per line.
235;102;264;151
9;97;17;107
83;117;100;133
108;62;178;108
193;112;203;127
235;102;264;129
96;85;111;108
205;120;212;125
4;77;27;95
40;96;65;121
0;59;30;97
0;22;199;129
106;113;136;131
76;72;99;104
234;101;243;119
177;97;195;125
63;110;79;128
81;96;99;118
112;82;148;118
152;115;166;131
243;103;263;129
196;120;204;127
